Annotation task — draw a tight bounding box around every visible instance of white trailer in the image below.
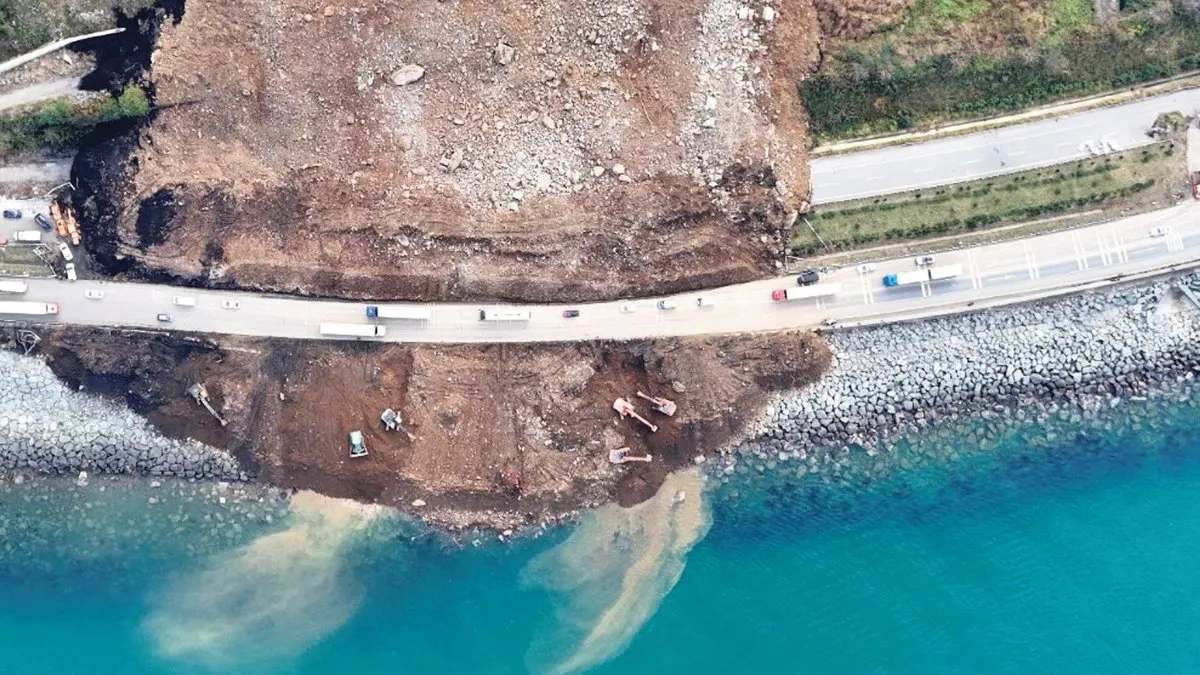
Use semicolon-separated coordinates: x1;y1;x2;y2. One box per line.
319;322;387;338
479;309;531;321
0;280;28;294
0;301;57;315
928;264;963;281
773;283;841;302
882;270;930;287
13;230;41;243
366;305;433;321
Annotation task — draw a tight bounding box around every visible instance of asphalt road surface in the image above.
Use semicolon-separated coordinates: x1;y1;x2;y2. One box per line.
4;202;1200;344
810;88;1200;204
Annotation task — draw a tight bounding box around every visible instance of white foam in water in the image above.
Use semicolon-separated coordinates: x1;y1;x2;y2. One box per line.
142;490;385;669
522;468;712;674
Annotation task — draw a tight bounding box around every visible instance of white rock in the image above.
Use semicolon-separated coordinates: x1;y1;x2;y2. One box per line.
737;6;750;20
762;5;775;21
702;117;716;128
389;64;426;86
611;163;626;175
411;499;426;507
591;165;605;177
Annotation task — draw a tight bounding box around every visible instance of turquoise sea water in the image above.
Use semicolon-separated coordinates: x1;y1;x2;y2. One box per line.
2;383;1200;674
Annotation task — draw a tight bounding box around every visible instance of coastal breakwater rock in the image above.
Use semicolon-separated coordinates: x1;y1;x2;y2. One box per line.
740;277;1200;461
0;350;243;480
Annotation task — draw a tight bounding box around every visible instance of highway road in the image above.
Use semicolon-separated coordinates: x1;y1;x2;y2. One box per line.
809;88;1200;204
3;202;1200;344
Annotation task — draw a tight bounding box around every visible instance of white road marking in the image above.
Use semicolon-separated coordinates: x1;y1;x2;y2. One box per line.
1023;242;1041;280
1111;227;1129;263
858;270;874;305
1166;229;1186;252
1008;150;1027;157
966;250;983;289
1096;232;1112;266
963;159;982;165
1071;232;1089;271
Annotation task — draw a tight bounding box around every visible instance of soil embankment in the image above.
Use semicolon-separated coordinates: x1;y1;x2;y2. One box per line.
7;326;828;529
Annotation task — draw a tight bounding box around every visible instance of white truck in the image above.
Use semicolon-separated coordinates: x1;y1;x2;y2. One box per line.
319;322;387;338
14;230;41;243
771;283;842;302
882;264;963;287
366;305;433;321
0;280;28;294
0;301;57;315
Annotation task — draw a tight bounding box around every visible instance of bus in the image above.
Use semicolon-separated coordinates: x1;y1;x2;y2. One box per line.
0;301;57;315
478;309;531;322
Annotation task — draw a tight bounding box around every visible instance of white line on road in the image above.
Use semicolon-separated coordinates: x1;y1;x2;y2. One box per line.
1112;227;1129;263
1097;232;1112;266
1023;243;1041;280
1071;233;1089;271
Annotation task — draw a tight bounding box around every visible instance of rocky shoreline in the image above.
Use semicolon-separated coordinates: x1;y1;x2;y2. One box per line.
731;274;1200;468
0;352;243;481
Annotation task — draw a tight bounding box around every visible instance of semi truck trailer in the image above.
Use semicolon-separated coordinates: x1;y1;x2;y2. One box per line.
882;264;963;287
0;280;28;294
0;301;57;315
479;309;531;321
319;323;387;338
366;305;433;321
771;283;841;301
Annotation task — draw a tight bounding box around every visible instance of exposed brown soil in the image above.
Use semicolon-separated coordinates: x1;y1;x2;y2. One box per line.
27;325;829;529
69;0;847;302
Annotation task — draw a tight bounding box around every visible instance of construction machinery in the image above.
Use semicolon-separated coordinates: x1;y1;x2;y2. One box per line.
349;430;367;458
49;202;68;238
49;201;81;245
612;398;657;433
381;408;416;441
636;391;677;416
609;447;653;464
186;383;228;427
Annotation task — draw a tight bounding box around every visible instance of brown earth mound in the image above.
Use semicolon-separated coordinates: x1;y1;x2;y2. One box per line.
73;0;839;302
27;325;829;529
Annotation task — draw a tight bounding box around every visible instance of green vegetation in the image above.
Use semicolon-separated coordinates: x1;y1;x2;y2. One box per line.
0;0;154;60
0;85;151;157
804;1;1200;141
791;142;1181;256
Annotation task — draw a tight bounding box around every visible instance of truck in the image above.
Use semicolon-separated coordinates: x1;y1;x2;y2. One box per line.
366;305;433;321
478;309;531;321
771;283;842;302
14;230;41;243
0;280;28;294
319;322;387;338
882;264;963;287
0;301;58;315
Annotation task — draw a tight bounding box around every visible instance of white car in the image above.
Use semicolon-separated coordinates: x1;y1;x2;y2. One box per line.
656;299;678;310
58;242;74;262
222;299;241;309
64;262;77;281
856;263;876;274
84;289;104;300
914;255;935;267
619;303;637;313
1149;226;1170;238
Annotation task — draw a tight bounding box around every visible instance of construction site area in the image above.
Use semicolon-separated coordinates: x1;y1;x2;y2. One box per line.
7;324;828;528
70;0;841;302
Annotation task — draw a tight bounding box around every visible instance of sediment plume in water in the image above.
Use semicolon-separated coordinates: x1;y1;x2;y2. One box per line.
142;490;386;669
522;468;712;675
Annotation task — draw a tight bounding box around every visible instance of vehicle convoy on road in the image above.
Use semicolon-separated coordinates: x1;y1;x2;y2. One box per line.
0;280;28;294
772;284;842;302
366;305;432;320
883;264;964;287
0;301;57;315
479;309;531;321
319;322;387;337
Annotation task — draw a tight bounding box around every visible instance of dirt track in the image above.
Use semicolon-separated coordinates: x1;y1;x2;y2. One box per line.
23;325;829;528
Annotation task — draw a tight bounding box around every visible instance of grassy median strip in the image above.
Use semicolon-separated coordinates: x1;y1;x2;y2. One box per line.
792;141;1184;258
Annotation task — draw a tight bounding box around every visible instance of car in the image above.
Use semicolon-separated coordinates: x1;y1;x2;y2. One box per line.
349;430;367;458
562;309;580;318
914;255;935;266
34;214;53;231
84;289;104;300
222;299;241;310
696;297;715;307
2;209;21;219
1149;226;1170;238
856;263;876;274
796;269;820;286
63;262;77;281
58;242;73;262
0;238;7;247
656;299;678;310
156;313;173;323
619;303;637;313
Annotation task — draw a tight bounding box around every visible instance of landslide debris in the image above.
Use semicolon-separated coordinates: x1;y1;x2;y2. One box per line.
73;0;824;302
19;325;830;529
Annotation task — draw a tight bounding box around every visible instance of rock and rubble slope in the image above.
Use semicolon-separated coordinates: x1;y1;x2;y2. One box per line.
73;0;836;302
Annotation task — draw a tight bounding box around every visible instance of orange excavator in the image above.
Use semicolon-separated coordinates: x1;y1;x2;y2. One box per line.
49;202;69;238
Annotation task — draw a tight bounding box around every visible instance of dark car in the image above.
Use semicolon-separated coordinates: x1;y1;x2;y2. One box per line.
2;209;21;219
562;309;580;318
34;214;53;231
796;269;820;286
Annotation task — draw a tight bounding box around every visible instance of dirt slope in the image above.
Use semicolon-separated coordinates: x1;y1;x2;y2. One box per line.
73;0;831;302
23;326;829;529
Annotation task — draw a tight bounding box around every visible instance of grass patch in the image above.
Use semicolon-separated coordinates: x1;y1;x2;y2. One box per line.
804;3;1200;141
0;0;154;60
791;141;1183;257
0;85;150;158
0;245;51;277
